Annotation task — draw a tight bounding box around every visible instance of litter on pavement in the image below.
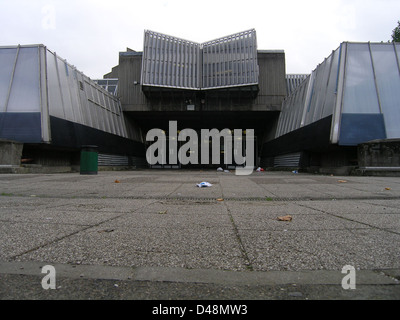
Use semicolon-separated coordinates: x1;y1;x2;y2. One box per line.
196;182;212;188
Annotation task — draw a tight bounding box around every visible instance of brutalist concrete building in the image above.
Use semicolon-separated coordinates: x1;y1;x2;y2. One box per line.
1;30;399;173
104;29;287;169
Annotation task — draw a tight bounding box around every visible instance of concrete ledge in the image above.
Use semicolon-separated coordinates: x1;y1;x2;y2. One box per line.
354;167;400;177
0;165;75;174
0;261;398;286
358;139;400;168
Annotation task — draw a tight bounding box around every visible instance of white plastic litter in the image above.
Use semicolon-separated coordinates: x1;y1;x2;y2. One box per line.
224;170;230;173
217;167;223;172
196;182;212;188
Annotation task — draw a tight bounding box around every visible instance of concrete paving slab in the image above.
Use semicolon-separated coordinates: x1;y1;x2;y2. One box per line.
239;228;400;271
1;170;400;299
0;221;84;260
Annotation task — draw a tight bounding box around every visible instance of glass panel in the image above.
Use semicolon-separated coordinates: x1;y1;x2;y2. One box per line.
77;77;92;127
107;79;118;85
0;48;17;112
100;98;111;134
7;47;40;112
370;44;400;138
314;55;332;121
307;65;323;124
88;100;99;129
322;48;340;118
67;66;83;124
57;58;74;120
46;50;64;118
106;97;116;135
96;80;107;86
303;73;316;126
107;86;116;94
342;43;380;114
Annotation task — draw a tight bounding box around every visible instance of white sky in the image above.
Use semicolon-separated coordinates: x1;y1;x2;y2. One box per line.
1;0;399;79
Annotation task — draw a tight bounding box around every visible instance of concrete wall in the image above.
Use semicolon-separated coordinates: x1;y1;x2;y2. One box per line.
255;51;287;110
358;139;400;167
117;53;147;111
0;139;23;166
113;51;287;113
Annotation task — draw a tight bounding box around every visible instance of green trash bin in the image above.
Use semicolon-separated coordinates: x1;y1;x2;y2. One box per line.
80;145;98;175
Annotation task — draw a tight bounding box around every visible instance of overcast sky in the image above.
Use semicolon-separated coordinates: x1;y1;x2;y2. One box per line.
1;0;399;79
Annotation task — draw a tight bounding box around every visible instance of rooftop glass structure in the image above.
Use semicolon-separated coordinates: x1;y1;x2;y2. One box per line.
275;42;400;147
0;45;133;145
141;29;259;90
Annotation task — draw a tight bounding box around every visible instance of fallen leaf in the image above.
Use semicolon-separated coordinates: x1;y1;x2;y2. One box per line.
337;180;347;183
385;187;391;190
277;215;293;222
217;198;224;201
158;210;167;214
98;229;114;233
115;180;120;183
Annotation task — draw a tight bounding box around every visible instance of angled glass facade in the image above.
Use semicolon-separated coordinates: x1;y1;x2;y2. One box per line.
202;29;258;89
141;30;201;90
141;29;259;90
274;42;400;147
0;45;133;144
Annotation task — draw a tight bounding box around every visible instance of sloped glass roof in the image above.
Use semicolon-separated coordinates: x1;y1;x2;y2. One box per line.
275;42;400;146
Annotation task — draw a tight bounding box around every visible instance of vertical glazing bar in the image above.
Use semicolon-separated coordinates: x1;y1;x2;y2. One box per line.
242;33;247;84
147;33;152;84
39;45;50;142
394;42;400;75
202;46;207;88
161;34;167;86
320;51;335;119
238;35;243;84
212;42;217;87
145;31;149;85
166;36;171;86
251;33;256;82
203;46;207;88
223;39;227;86
172;39;177;87
53;53;67;119
154;34;159;85
198;45;202;89
151;33;156;84
178;40;182;87
368;42;383;114
158;34;163;85
234;37;239;84
215;42;220;87
189;43;193;88
331;42;347;144
141;31;148;85
4;45;20;112
229;39;233;86
183;41;188;88
154;34;160;85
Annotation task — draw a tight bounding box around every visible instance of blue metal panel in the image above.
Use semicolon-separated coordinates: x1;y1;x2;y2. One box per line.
0;112;42;143
338;113;386;146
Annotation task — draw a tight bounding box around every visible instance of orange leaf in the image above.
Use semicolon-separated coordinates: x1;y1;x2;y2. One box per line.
277;215;292;222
